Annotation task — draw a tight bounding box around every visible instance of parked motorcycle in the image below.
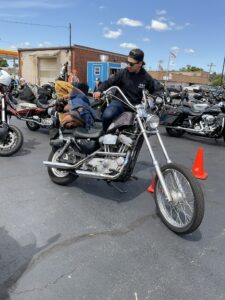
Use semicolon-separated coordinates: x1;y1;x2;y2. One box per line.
160;100;225;141
0;87;23;156
2;92;55;131
43;86;204;234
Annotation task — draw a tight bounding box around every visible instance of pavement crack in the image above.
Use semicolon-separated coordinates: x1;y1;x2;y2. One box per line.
20;213;156;275
12;265;78;296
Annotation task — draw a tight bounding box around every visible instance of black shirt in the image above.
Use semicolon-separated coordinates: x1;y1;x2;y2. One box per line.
97;68;155;105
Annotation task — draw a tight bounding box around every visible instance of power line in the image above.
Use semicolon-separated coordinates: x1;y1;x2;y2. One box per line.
0;19;67;28
207;62;216;74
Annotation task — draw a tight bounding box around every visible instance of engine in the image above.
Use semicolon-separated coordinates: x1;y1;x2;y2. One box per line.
84;133;134;174
194;114;217;133
201;114;216;125
86;157;125;174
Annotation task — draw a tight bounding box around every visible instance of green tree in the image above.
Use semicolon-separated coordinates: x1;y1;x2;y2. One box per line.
0;59;9;67
179;65;203;72
210;73;225;86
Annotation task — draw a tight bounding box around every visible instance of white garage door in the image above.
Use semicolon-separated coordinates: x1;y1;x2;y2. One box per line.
39;58;58;85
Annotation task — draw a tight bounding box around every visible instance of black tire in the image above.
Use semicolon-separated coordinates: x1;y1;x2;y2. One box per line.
47;149;78;185
154;163;204;234
0;125;23;156
26;121;40;131
166;127;185;137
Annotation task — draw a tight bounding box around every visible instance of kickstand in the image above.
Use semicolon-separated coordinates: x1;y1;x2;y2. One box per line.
107;181;127;193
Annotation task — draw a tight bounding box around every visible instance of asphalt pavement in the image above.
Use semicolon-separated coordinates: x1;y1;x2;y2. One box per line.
0;119;225;300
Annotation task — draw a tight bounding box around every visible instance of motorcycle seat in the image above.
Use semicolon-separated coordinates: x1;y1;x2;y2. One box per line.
179;106;202;116
16;102;37;111
63;127;103;139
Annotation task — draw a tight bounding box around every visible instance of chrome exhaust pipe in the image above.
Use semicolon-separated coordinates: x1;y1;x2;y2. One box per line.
166;125;206;134
43;151;131;180
75;170;119;180
43;161;124;180
20;117;42;125
43;161;74;169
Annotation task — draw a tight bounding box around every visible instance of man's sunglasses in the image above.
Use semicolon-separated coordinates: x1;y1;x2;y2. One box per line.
126;61;139;67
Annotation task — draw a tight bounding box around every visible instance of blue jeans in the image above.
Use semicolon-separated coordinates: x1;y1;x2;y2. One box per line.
102;101;125;132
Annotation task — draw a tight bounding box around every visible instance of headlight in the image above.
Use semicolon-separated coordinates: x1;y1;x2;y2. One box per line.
155;97;163;104
146;114;159;129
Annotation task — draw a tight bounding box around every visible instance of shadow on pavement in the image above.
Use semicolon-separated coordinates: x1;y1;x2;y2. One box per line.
13;138;41;157
0;227;60;300
180;229;202;242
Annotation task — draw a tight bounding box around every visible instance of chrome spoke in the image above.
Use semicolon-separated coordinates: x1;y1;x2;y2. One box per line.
156;168;195;228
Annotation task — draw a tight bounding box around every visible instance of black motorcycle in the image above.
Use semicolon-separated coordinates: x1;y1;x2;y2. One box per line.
43;86;204;235
160;100;225;142
0;85;23;156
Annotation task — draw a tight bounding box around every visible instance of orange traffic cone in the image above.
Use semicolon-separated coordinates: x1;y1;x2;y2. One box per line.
192;147;208;179
147;176;156;193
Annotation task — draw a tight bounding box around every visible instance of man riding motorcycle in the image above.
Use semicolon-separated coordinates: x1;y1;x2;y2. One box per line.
93;48;156;131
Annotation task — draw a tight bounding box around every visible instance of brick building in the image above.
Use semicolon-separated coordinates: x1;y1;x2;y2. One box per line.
149;70;209;86
18;45;127;85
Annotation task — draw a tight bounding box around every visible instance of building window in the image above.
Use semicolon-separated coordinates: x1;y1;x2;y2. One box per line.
94;67;100;75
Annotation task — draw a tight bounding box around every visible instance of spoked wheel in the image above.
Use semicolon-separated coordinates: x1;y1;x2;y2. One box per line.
166;128;185;137
0;125;23;156
26;121;40;131
154;163;204;234
47;146;78;185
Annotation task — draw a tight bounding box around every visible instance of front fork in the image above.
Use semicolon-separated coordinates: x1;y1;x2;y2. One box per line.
136;116;173;202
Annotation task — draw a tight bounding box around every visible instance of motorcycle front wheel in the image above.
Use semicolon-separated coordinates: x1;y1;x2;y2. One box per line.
26;121;40;131
0;125;23;156
154;163;204;234
47;148;78;185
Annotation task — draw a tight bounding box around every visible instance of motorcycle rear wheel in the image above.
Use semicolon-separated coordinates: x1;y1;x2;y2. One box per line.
166;128;185;137
154;163;204;234
26;121;40;131
47;148;78;185
0;125;23;156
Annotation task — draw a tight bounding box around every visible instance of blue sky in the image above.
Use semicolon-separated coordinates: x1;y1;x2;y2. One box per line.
0;0;225;73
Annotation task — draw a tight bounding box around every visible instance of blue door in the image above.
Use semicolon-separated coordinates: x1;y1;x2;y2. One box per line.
88;62;104;92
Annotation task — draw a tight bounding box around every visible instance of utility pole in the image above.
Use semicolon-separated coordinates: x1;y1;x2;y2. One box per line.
158;59;164;71
207;62;216;83
69;23;72;48
220;56;225;86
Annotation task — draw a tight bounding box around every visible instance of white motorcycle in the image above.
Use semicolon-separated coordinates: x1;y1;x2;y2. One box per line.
43;86;204;234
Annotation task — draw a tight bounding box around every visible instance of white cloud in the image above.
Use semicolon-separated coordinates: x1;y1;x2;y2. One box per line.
99;5;104;9
37;41;52;47
143;37;150;42
147;18;190;32
116;18;143;27
147;20;170;31
98;22;104;26
184;48;195;54
158;16;167;22
170;46;180;52
103;28;122;39
120;42;138;49
156;10;167;15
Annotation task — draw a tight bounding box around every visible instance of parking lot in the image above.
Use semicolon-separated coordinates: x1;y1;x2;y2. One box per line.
1;119;225;300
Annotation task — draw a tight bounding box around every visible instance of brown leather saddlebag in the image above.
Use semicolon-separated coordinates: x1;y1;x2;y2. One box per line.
60;104;84;129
